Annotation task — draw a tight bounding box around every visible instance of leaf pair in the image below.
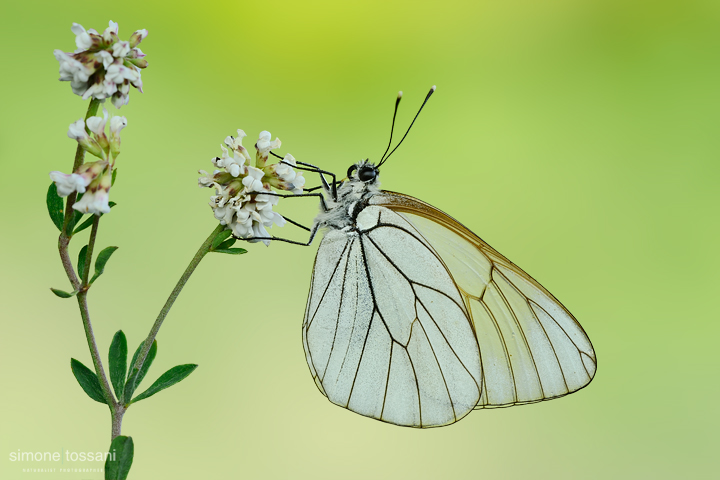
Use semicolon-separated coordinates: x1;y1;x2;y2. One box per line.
50;245;118;298
107;330;198;406
210;229;247;255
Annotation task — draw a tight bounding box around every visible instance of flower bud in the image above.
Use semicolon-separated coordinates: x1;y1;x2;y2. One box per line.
128;29;148;49
109;115;127;158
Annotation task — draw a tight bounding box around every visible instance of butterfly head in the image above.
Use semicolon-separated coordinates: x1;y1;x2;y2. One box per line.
347;160;379;184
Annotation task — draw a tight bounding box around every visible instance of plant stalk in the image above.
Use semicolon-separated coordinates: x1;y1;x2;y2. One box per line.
57;98;118;440
128;224;225;385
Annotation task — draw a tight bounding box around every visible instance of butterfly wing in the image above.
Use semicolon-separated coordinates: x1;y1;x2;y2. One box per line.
303;208;483;427
370;191;597;408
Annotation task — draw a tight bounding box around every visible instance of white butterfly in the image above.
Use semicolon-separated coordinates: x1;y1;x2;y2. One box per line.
268;87;596;427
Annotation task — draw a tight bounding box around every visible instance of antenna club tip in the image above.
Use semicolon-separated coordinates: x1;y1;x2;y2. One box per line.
397;91;403;98
431;85;437;92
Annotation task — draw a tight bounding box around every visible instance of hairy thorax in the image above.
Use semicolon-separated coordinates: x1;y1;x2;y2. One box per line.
313;176;382;232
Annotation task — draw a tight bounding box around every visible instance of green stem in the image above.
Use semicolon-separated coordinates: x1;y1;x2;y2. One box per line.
76;291;117;411
82;216;100;285
128;224;226;392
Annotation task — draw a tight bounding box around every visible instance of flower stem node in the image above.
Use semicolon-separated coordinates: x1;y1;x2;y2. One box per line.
199;130;306;246
54;20;148;108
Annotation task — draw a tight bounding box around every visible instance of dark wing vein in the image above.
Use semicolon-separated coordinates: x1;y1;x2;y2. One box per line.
307;239;351;330
489;277;545;398
478;294;518;403
416;315;457;422
320;246;351;382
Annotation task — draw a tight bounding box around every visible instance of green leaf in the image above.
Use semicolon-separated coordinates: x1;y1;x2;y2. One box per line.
67;195;84;234
123;340;157;403
77;245;89;278
50;288;76;298
46;183;64;231
215;238;236;250
109;331;128;401
105;435;134;480
89;246;119;284
213;248;247;255
130;364;198;404
73;215;94;235
73;202;116;234
70;358;107;404
211;229;232;249
111;168;118;186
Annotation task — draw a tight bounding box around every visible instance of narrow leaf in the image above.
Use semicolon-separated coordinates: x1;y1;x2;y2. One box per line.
213;248;247;255
73;203;116;234
123;340;157;402
77;245;89;278
73;216;94;235
46;183;64;231
105;435;134;480
111;168;118;186
50;288;76;298
90;246;119;284
109;331;128;401
211;229;233;249
70;358;106;404
215;238;236;250
130;364;198;404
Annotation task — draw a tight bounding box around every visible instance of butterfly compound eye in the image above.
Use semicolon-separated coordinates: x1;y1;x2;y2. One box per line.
358;166;377;182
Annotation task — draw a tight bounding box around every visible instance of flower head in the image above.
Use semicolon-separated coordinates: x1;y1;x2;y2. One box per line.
54;21;148;107
199;130;305;246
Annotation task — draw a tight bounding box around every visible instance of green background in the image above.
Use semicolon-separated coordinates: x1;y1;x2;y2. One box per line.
1;0;717;478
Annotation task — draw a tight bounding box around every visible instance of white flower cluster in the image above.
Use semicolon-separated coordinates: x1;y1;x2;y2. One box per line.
50;109;126;215
198;130;306;246
54;21;148;108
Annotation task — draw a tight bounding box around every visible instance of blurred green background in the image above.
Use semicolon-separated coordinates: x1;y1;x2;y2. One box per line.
1;0;718;478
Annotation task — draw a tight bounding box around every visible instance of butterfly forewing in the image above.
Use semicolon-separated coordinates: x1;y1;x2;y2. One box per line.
370;191;597;408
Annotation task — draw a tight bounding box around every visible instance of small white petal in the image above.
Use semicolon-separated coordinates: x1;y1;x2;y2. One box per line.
50;171;88;196
67;119;88;140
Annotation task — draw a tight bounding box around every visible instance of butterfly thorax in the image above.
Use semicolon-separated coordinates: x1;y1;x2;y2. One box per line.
313;160;381;232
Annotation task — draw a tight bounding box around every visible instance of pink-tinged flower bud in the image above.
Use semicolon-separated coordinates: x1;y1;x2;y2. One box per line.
86;110;110;153
128;29;148;49
109;115;127;158
68;119;104;158
125;57;148;69
102;21;119;44
112;41;130;58
73;171;112;215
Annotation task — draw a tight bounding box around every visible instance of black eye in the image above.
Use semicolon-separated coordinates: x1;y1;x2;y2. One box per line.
358;167;377;182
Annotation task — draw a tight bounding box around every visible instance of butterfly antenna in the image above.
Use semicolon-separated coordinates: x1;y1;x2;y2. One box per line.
378;85;436;167
379;91;403;164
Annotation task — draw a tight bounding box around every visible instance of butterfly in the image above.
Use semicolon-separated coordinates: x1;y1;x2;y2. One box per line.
269;87;596;427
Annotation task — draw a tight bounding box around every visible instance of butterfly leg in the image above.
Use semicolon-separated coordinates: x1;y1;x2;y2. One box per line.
258;191;329;213
234;222;320;247
270;152;338;201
